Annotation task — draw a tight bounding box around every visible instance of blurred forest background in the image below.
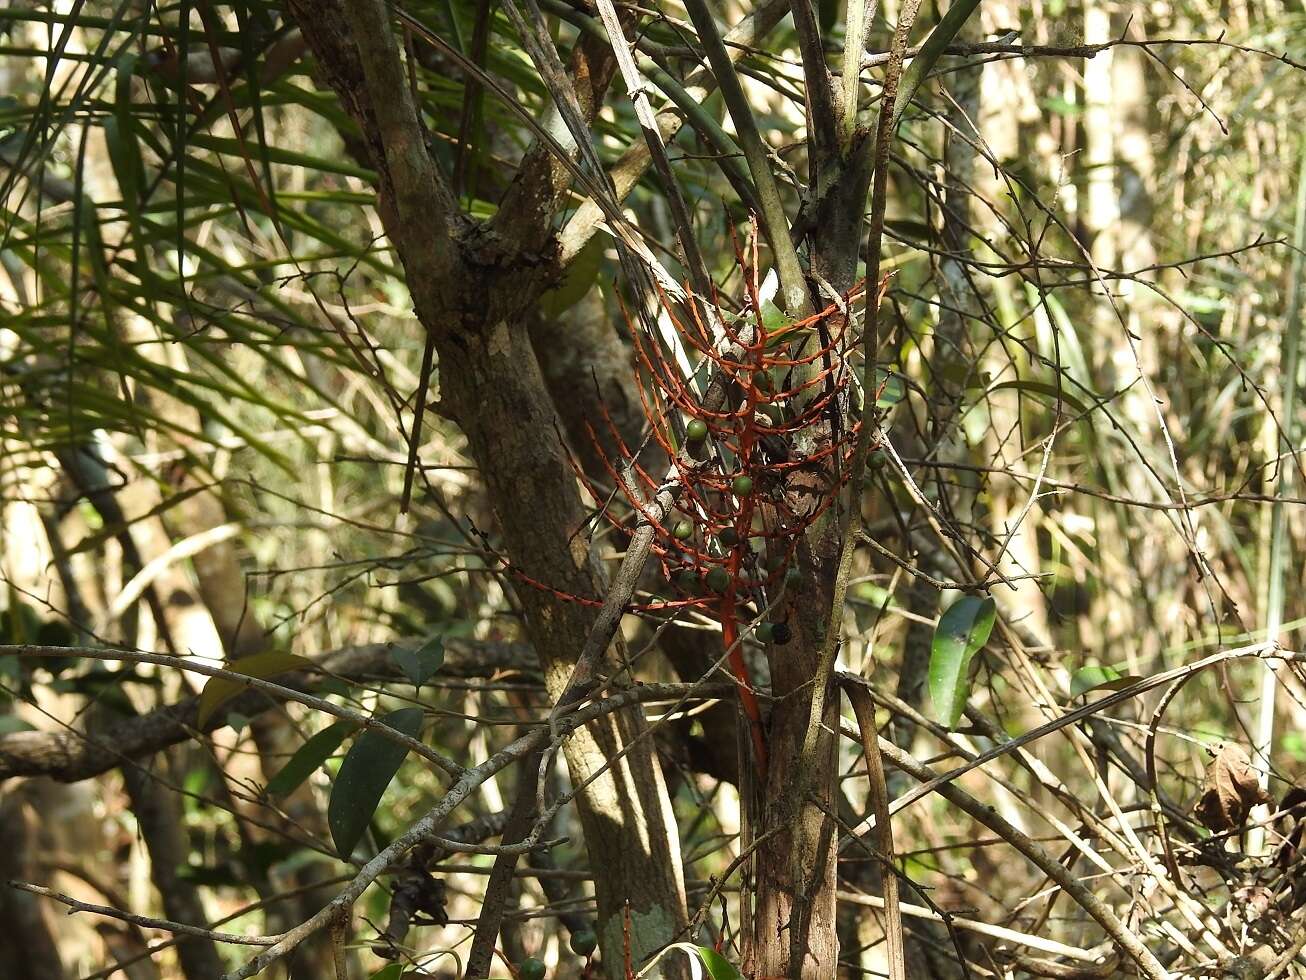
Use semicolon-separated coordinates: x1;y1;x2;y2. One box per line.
2;0;1306;978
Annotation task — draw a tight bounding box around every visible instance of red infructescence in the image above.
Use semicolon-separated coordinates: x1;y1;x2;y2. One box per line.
530;225;872;777
592;276;864;604
492;279;869;618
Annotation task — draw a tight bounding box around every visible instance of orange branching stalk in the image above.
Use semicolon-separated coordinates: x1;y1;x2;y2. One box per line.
563;228;879;777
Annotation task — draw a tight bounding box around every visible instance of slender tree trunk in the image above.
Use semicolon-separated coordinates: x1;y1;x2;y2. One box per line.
284;4;692;972
748;559;841;977
120;761;225;980
439;322;689;977
0;788;65;980
746;138;874;977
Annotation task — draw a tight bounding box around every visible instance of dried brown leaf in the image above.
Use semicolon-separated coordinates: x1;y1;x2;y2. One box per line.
1193;744;1273;833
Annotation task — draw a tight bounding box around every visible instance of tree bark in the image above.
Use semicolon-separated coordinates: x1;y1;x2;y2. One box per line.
0;789;65;980
745;130;876;978
282;3;692;972
439;322;689;977
120;761;225;980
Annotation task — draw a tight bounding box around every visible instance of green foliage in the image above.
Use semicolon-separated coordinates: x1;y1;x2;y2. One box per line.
539;237;604;318
197;650;310;726
1;1;1304;976
695;947;744;979
390;634;445;690
265;720;355;798
327;706;424;857
928;595;996;728
1068;664;1142;700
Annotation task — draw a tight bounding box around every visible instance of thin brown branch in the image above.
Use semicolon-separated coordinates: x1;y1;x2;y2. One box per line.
0;640;533;783
8;881;278;946
220;682;718;980
842;678;906;978
867;740;1168;978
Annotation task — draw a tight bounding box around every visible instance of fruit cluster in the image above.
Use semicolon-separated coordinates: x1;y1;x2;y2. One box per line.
575;259;865;624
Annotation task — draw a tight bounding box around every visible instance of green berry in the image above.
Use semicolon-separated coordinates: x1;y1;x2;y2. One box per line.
731;474;754;496
868;450;888;470
518;958;547;980
772;622;793;645
675;570;699;592
706;566;730;592
718;527;739;547
755;622;775;643
570;929;598;957
672;520;694;541
686;419;709;442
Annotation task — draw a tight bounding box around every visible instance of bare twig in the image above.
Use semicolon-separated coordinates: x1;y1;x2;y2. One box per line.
868;740;1169;979
9;645;466;777
842;677;906;978
220;682;721;979
8;881;278;946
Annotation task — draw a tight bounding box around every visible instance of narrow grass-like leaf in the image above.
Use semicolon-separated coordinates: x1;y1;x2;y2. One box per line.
989;379;1088;416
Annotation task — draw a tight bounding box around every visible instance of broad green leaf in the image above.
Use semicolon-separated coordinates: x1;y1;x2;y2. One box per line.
368;965;405;980
929;595;996;728
1069;665;1142;700
697;947;744;979
636;943;744;979
391;635;445;690
266;721;355;798
759;300;788;333
197;651;311;726
328;707;424;858
540;237;604;318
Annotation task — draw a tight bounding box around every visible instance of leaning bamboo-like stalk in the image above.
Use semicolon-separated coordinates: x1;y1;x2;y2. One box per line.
1251;133;1306;853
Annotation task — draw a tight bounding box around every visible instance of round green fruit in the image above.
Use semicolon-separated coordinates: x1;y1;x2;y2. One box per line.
755;622;775;643
868;450;888;470
772;622;793;646
570;929;598;957
718;527;739;547
686;419;709;442
518;958;547;980
731;474;754;496
672;520;694;540
705;566;731;592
